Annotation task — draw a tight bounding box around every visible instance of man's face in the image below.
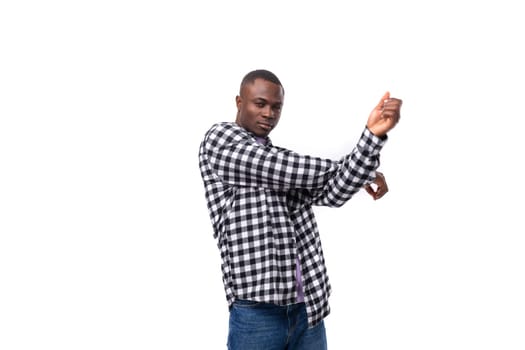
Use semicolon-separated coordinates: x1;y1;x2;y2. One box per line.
235;78;284;137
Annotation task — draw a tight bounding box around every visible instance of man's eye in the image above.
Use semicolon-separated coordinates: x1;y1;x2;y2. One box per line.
255;103;265;108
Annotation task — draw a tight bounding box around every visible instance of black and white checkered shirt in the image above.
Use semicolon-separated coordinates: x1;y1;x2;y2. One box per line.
198;122;386;327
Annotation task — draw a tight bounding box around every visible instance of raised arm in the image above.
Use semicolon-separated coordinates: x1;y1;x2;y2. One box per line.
201;123;339;191
290;92;402;208
308;127;386;207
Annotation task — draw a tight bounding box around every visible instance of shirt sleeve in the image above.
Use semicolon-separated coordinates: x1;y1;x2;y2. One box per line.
202;123;339;191
308;127;386;207
202;123;386;203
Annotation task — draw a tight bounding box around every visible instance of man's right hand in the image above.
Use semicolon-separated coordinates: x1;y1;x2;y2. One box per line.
366;92;402;137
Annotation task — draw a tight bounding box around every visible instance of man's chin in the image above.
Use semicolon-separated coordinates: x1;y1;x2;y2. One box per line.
254;131;271;138
250;127;271;137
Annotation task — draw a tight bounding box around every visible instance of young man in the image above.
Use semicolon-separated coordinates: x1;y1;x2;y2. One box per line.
198;69;402;349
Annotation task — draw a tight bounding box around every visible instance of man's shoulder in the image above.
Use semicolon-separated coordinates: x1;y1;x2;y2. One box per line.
203;122;249;145
206;122;236;134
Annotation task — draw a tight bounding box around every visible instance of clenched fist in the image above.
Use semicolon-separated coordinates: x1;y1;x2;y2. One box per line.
366;92;402;137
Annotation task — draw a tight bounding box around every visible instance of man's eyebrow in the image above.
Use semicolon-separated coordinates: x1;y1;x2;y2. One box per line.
251;98;270;105
252;97;282;105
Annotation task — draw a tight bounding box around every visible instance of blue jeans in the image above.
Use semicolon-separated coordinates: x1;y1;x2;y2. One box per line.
227;300;327;350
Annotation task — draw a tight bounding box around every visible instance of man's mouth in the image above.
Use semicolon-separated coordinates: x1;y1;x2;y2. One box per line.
258;122;273;131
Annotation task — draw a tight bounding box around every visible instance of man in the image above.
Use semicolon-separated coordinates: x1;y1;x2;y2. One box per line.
198;69;402;349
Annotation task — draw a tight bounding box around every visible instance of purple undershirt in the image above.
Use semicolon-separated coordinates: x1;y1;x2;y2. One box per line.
255;136;304;303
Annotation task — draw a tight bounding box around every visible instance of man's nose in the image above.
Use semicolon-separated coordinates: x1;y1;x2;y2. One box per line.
263;105;275;118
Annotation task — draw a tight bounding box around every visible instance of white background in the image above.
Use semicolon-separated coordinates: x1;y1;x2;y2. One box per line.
1;1;524;349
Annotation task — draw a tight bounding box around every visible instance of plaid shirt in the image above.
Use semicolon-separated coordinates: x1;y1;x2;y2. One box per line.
198;122;386;327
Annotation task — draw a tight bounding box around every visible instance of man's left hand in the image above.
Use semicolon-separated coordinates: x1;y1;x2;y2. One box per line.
365;171;389;200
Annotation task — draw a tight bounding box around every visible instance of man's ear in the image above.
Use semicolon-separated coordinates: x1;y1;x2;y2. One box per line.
235;95;242;112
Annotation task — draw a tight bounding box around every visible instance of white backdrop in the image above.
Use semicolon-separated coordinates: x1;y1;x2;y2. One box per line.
1;1;524;349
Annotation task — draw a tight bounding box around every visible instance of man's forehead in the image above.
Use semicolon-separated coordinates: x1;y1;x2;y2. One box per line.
242;79;284;97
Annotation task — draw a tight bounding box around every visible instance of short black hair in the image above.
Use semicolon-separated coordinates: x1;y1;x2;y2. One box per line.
240;69;284;94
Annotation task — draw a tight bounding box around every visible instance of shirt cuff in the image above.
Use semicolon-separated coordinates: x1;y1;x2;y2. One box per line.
357;127;387;156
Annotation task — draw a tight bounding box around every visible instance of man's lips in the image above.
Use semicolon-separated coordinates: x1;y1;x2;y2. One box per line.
257;122;273;131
